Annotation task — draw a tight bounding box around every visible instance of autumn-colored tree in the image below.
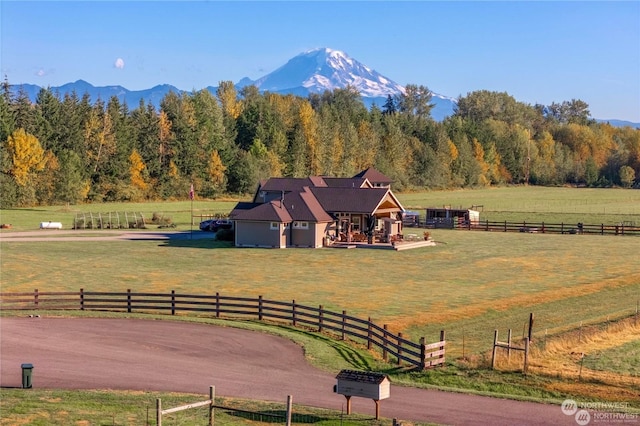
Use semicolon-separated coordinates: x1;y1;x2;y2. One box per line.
353;120;378;172
129;149;148;191
217;81;243;119
530;131;558;185
207;150;226;189
298;101;321;175
84;100;116;175
619;165;635;188
3;128;46;186
158;110;174;171
33;150;59;204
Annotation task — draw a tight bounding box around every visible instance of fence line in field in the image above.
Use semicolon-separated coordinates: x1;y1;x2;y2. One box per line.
452;219;640;236
0;289;445;371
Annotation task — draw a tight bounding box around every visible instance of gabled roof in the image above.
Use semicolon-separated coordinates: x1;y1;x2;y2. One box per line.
284;187;334;222
323;177;372;188
352;167;392;185
260;177;327;192
231;187;333;223
230;200;292;222
310;187;398;214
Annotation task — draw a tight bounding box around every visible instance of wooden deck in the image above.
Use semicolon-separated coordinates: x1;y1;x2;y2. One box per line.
329;239;435;251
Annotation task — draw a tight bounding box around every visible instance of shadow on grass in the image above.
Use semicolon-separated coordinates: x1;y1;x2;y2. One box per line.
282;326;377;371
224;407;377;425
131;231;235;249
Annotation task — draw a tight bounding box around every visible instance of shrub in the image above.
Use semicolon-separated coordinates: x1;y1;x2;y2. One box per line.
215;228;234;241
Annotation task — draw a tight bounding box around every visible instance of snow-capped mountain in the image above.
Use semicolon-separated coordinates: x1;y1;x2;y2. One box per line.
237;47;456;120
240;48;405;98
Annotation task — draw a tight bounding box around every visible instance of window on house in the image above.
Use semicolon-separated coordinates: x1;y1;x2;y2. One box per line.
270;222;279;230
352;216;361;231
293;221;309;229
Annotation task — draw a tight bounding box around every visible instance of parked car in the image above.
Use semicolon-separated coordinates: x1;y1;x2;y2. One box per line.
199;219;216;231
199;219;233;232
210;219;233;232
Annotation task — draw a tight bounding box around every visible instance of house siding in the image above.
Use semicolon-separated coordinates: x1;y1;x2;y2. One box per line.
235;221;286;248
290;222;330;248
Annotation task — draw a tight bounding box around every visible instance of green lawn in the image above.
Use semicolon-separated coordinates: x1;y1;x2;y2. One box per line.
583;339;640;376
0;389;409;426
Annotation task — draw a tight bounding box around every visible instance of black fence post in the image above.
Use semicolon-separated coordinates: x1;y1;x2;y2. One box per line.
80;288;84;311
419;337;426;370
382;324;388;361
397;332;403;365
341;310;346;340
439;330;446;365
171;290;175;315
292;300;297;327
367;317;372;350
258;295;263;321
215;292;220;318
127;288;132;313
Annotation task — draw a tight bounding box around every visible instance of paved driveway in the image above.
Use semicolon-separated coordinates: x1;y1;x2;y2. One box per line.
0;317;576;425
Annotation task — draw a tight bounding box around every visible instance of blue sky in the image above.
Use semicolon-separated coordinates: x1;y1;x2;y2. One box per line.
1;1;639;122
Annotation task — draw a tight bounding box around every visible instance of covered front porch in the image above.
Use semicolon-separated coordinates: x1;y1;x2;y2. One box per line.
330;212;404;244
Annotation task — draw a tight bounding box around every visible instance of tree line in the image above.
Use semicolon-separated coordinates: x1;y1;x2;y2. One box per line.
1;78;638;207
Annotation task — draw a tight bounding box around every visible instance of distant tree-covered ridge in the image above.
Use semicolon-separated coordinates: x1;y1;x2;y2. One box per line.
1;78;638;207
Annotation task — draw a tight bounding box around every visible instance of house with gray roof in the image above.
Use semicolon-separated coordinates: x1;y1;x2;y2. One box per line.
230;169;405;248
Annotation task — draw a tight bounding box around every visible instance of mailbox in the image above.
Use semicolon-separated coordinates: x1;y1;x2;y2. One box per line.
335;370;390;419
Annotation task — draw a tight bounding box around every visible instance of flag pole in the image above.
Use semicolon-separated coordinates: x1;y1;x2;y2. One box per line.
190;183;194;239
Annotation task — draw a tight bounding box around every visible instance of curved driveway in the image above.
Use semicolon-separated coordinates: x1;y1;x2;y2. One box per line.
0;317;575;425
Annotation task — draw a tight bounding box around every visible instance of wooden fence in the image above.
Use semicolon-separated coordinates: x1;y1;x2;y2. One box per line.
0;289;445;370
459;220;640;236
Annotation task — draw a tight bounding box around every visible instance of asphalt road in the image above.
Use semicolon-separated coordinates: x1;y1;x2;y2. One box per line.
0;317;576;425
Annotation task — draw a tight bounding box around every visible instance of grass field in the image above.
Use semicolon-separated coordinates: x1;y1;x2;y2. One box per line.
400;186;640;225
0;388;406;426
2;186;640;232
1;185;639;410
2;230;637;356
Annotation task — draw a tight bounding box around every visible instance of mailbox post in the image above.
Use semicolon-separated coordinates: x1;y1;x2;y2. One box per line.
334;370;390;420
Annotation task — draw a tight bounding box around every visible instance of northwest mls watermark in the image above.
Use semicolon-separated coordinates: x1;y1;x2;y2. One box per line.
562;399;639;425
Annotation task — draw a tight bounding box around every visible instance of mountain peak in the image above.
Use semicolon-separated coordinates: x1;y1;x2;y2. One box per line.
249;47;405;98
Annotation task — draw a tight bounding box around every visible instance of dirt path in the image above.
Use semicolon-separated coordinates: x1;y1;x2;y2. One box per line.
0;229;211;242
0;317;575;425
